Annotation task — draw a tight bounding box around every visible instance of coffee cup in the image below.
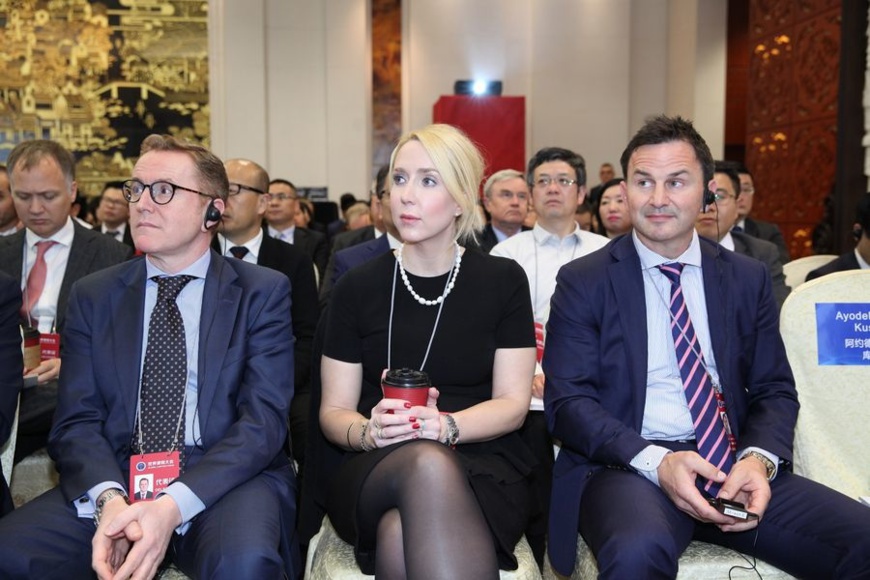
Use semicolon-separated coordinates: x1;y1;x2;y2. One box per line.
381;368;430;409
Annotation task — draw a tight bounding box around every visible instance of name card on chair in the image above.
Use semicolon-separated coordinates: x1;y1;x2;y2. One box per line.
815;303;870;365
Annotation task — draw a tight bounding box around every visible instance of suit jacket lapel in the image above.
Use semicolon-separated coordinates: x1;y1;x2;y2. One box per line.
197;252;241;433
609;237;649;428
111;260;147;426
701;242;733;405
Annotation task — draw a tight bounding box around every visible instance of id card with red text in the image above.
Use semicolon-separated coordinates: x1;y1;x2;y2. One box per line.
129;451;180;502
39;333;60;361
534;322;545;364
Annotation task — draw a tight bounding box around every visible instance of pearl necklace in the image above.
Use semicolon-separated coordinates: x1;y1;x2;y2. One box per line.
395;242;462;306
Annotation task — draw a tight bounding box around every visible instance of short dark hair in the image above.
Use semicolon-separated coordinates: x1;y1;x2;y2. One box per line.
527;147;587;187
713;161;741;199
269;178;298;193
101;180;126;195
375;165;390;199
575;201;593;215
7;140;76;187
732;161;753;180
139;134;229;202
857;192;870;234
620;115;714;186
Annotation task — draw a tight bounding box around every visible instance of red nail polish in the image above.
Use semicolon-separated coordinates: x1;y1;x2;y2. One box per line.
412;423;420;429
409;416;416;422
404;402;412;409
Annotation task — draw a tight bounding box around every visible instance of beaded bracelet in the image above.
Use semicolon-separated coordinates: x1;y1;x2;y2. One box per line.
359;420;374;452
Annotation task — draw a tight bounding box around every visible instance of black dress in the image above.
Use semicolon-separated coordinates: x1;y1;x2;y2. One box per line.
322;248;537;573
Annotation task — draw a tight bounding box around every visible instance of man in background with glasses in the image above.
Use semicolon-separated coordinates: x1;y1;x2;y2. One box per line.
0;140;131;464
0;135;300;580
479;169;530;254
696;161;790;309
732;162;790;265
490;147;609;566
267;178;329;282
219;157;318;474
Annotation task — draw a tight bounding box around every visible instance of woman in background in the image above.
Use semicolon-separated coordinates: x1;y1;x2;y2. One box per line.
596;177;632;238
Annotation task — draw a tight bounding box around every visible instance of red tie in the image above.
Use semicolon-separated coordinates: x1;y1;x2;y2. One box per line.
22;240;57;322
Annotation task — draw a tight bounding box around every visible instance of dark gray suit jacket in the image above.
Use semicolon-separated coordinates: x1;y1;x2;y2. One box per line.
742;217;790;265
731;231;791;309
0;222;133;332
805;251;861;281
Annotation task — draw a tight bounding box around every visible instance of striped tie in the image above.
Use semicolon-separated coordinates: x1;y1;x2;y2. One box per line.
658;263;734;495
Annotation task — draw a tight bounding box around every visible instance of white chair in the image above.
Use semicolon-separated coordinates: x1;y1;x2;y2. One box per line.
780;270;870;499
0;395;20;491
543;537;795;580
781;254;838;289
305;516;541;579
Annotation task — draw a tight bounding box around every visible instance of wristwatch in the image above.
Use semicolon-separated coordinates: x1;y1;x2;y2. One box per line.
94;488;129;527
741;450;776;480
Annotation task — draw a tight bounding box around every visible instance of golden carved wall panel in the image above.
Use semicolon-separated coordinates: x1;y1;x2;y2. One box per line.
0;0;209;195
746;0;840;259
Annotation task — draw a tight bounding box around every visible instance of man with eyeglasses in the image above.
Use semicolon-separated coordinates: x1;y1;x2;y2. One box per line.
0;135;300;579
219;158;319;471
696;161;789;309
478;169;531;253
0;140;131;463
732;162;790;265
490;147;609;566
96;181;134;247
267;178;329;282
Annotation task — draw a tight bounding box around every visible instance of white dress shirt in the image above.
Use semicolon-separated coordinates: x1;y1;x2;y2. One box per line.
217;229;263;265
268;224;295;244
491;223;609;410
100;222;127;243
23;218;75;333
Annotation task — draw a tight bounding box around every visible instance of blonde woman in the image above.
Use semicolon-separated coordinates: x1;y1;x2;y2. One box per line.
320;124;536;578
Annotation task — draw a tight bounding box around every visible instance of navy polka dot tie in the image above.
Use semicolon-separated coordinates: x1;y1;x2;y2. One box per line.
134;275;195;458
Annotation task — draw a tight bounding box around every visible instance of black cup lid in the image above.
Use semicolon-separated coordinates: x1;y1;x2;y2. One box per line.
383;368;430;388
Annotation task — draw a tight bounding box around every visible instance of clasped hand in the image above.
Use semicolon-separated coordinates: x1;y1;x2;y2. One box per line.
657;451;771;532
92;495;182;580
368;387;442;447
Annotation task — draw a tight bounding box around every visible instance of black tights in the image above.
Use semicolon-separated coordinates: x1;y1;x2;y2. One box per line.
356;440;499;580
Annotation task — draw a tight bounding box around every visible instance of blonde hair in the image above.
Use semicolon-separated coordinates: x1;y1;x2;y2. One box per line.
389;124;485;244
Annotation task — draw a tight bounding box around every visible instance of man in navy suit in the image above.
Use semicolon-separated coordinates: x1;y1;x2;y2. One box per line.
0;135;299;579
267;178;329;280
543;116;870;578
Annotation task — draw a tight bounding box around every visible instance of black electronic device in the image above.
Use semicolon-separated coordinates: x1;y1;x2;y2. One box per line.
707;497;758;521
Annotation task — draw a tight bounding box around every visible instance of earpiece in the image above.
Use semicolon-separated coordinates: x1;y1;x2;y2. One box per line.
702;189;716;213
204;199;222;228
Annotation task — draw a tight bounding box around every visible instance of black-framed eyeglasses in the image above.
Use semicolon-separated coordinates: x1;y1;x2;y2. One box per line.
228;182;266;196
122;179;212;205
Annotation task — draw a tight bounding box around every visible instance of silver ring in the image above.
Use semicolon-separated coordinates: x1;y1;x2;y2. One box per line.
373;418;381;430
377;427;384;439
420;418;426;430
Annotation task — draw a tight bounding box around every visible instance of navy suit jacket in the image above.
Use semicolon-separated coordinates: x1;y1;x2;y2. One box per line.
320;234;391;306
542;235;798;575
0;222;133;332
48;251;296;513
805;251;861;281
0;272;23;516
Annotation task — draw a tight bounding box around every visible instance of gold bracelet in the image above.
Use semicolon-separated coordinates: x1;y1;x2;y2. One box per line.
346;421;356;450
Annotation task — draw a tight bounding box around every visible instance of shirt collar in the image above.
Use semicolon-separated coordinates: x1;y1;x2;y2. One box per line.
25;217;75;248
856;247;870;270
532;221;584;246
269;224;295;239
633;229;703;271
145;247;211;280
217;228;263;259
719;231;735;251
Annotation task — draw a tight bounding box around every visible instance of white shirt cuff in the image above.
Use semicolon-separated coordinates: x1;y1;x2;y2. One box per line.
629;445;672;487
160;481;206;535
